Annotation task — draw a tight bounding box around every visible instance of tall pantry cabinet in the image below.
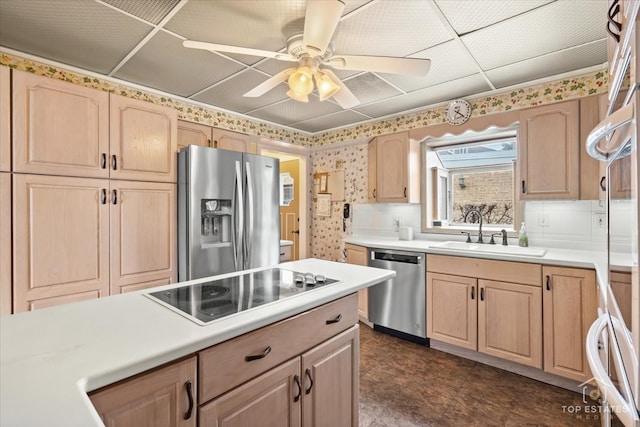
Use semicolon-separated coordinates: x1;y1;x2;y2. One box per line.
8;69;177;312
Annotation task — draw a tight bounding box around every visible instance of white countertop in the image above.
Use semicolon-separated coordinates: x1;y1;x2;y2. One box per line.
280;239;294;246
0;258;394;427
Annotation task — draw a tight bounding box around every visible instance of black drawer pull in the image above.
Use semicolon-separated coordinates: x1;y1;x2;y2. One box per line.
304;368;313;394
600;176;606;191
326;314;342;325
546;275;551;291
280;252;285;256
372;189;376;198
521;180;526;194
183;381;194;420
245;346;271;362
471;287;475;300
480;287;484;301
111;189;117;205
111;154;117;170
100;153;106;169
293;375;302;402
101;188;107;204
404;187;407;198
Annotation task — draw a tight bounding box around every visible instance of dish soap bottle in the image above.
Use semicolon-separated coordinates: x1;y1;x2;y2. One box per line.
518;222;529;247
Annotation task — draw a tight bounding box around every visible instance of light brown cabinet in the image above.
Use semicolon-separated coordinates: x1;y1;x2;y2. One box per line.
427;255;543;368
0;172;11;315
542;266;597;382
177;120;212;152
90;356;197;427
611;271;632;327
12;174;175;311
211;128;253;153
345;243;369;322
518;100;580;200
368;132;420;203
579;95;606;200
0;66;10;172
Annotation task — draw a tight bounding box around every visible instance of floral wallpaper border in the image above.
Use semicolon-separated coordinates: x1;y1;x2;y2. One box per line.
1;52;607;148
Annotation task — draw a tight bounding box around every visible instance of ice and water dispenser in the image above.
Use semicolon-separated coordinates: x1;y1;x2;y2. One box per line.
200;199;232;245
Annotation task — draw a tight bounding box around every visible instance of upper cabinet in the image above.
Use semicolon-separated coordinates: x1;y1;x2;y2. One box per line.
177;120;212;152
518;100;579;200
368;131;420;203
110;94;177;182
211;128;253;153
0;67;10;172
12;70;110;178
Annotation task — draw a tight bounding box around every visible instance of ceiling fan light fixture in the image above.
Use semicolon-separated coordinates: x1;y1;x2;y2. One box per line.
287;66;314;98
286;88;310;103
315;71;340;101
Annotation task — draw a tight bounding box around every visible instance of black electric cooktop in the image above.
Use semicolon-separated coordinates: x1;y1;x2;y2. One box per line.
147;268;339;325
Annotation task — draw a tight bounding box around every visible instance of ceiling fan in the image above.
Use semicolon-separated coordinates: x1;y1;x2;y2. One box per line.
183;0;431;109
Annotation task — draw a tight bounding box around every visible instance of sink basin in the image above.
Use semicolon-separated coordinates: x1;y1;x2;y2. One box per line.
431;241;547;257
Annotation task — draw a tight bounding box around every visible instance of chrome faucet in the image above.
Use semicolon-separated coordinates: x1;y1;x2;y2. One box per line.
464;209;484;243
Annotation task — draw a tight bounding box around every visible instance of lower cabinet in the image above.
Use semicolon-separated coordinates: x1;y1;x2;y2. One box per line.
542;266;597;382
427;255;543;368
90;356;197;427
0;172;11;315
345;244;369;322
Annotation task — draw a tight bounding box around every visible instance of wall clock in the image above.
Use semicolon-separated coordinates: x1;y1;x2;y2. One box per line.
445;99;472;125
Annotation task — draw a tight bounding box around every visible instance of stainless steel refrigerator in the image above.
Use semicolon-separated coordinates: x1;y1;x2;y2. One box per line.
178;146;280;281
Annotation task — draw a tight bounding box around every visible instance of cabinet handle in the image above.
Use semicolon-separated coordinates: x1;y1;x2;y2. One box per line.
372;189;376;198
480;287;484;301
293;375;302;402
470;287;475;300
111;189;117;205
304;368;314;394
245;345;271;362
546;275;551;291
100;153;107;169
111;155;117;170
404;187;407;198
213;140;218;148
208;139;212;148
183;381;194;420
600;176;606;191
101;189;107;205
326;314;342;325
521;180;526;194
280;252;285;256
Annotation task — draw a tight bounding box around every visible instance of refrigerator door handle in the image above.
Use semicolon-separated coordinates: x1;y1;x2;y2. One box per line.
245;161;255;269
233;160;244;271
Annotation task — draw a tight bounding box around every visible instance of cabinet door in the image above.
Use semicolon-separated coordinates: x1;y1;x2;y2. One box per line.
611;271;632;327
0;66;10;172
91;357;197;427
301;325;359;427
542;266;597;381
199;358;301;427
177;120;212;152
0;173;11;315
345;244;368;321
110;180;176;294
367;140;377;202
376;132;409;202
518;100;579;200
478;279;542;368
13;70;110;178
426;272;478;350
12;174;110;312
110;94;177;182
212;128;252;153
579;95;605;200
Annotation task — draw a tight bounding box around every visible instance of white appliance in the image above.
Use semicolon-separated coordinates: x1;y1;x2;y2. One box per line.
586;3;639;425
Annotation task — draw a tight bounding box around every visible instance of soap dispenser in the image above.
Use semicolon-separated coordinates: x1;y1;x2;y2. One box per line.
518;222;529;247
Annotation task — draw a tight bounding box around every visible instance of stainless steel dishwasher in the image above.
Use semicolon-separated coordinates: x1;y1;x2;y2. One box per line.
368;248;427;344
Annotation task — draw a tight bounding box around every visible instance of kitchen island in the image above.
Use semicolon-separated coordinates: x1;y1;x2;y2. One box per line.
0;258;394;427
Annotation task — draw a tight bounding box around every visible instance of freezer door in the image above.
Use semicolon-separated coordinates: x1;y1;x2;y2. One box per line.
179;146;243;280
243;153;280;269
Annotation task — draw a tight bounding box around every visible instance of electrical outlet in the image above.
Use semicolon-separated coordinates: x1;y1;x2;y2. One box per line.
594;213;606;229
538;214;549;227
392;216;400;230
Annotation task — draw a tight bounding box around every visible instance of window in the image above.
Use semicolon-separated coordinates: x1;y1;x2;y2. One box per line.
424;131;518;233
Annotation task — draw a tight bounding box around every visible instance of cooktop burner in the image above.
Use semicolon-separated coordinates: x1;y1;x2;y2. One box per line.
147;268;339;325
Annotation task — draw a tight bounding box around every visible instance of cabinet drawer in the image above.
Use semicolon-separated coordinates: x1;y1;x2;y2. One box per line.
280;245;292;262
198;293;358;403
427;254;541;286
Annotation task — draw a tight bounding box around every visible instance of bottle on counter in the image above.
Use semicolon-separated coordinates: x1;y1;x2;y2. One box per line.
518;222;529;247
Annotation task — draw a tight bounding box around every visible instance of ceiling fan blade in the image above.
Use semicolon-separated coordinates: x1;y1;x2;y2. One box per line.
244;68;297;97
328;55;431;76
303;0;345;57
183;40;297;62
321;69;360;109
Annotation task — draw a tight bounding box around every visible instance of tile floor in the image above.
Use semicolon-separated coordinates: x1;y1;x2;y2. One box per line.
359;324;618;427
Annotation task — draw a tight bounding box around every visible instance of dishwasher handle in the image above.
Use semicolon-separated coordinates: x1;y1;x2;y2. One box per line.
370;251;422;265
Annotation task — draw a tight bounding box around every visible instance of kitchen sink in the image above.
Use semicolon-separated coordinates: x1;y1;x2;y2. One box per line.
431;241;547;257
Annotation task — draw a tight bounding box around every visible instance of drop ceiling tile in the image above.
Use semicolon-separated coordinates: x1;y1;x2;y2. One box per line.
292;110;372;133
165;1;304;65
355;74;491;118
434;0;554;35
381;40;479;92
486;40;608;89
462;1;608;70
192;69;290;114
342;73;402;105
250;97;343;126
101;0;181;25
332;0;452;57
0;0;152;74
114;31;246;97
